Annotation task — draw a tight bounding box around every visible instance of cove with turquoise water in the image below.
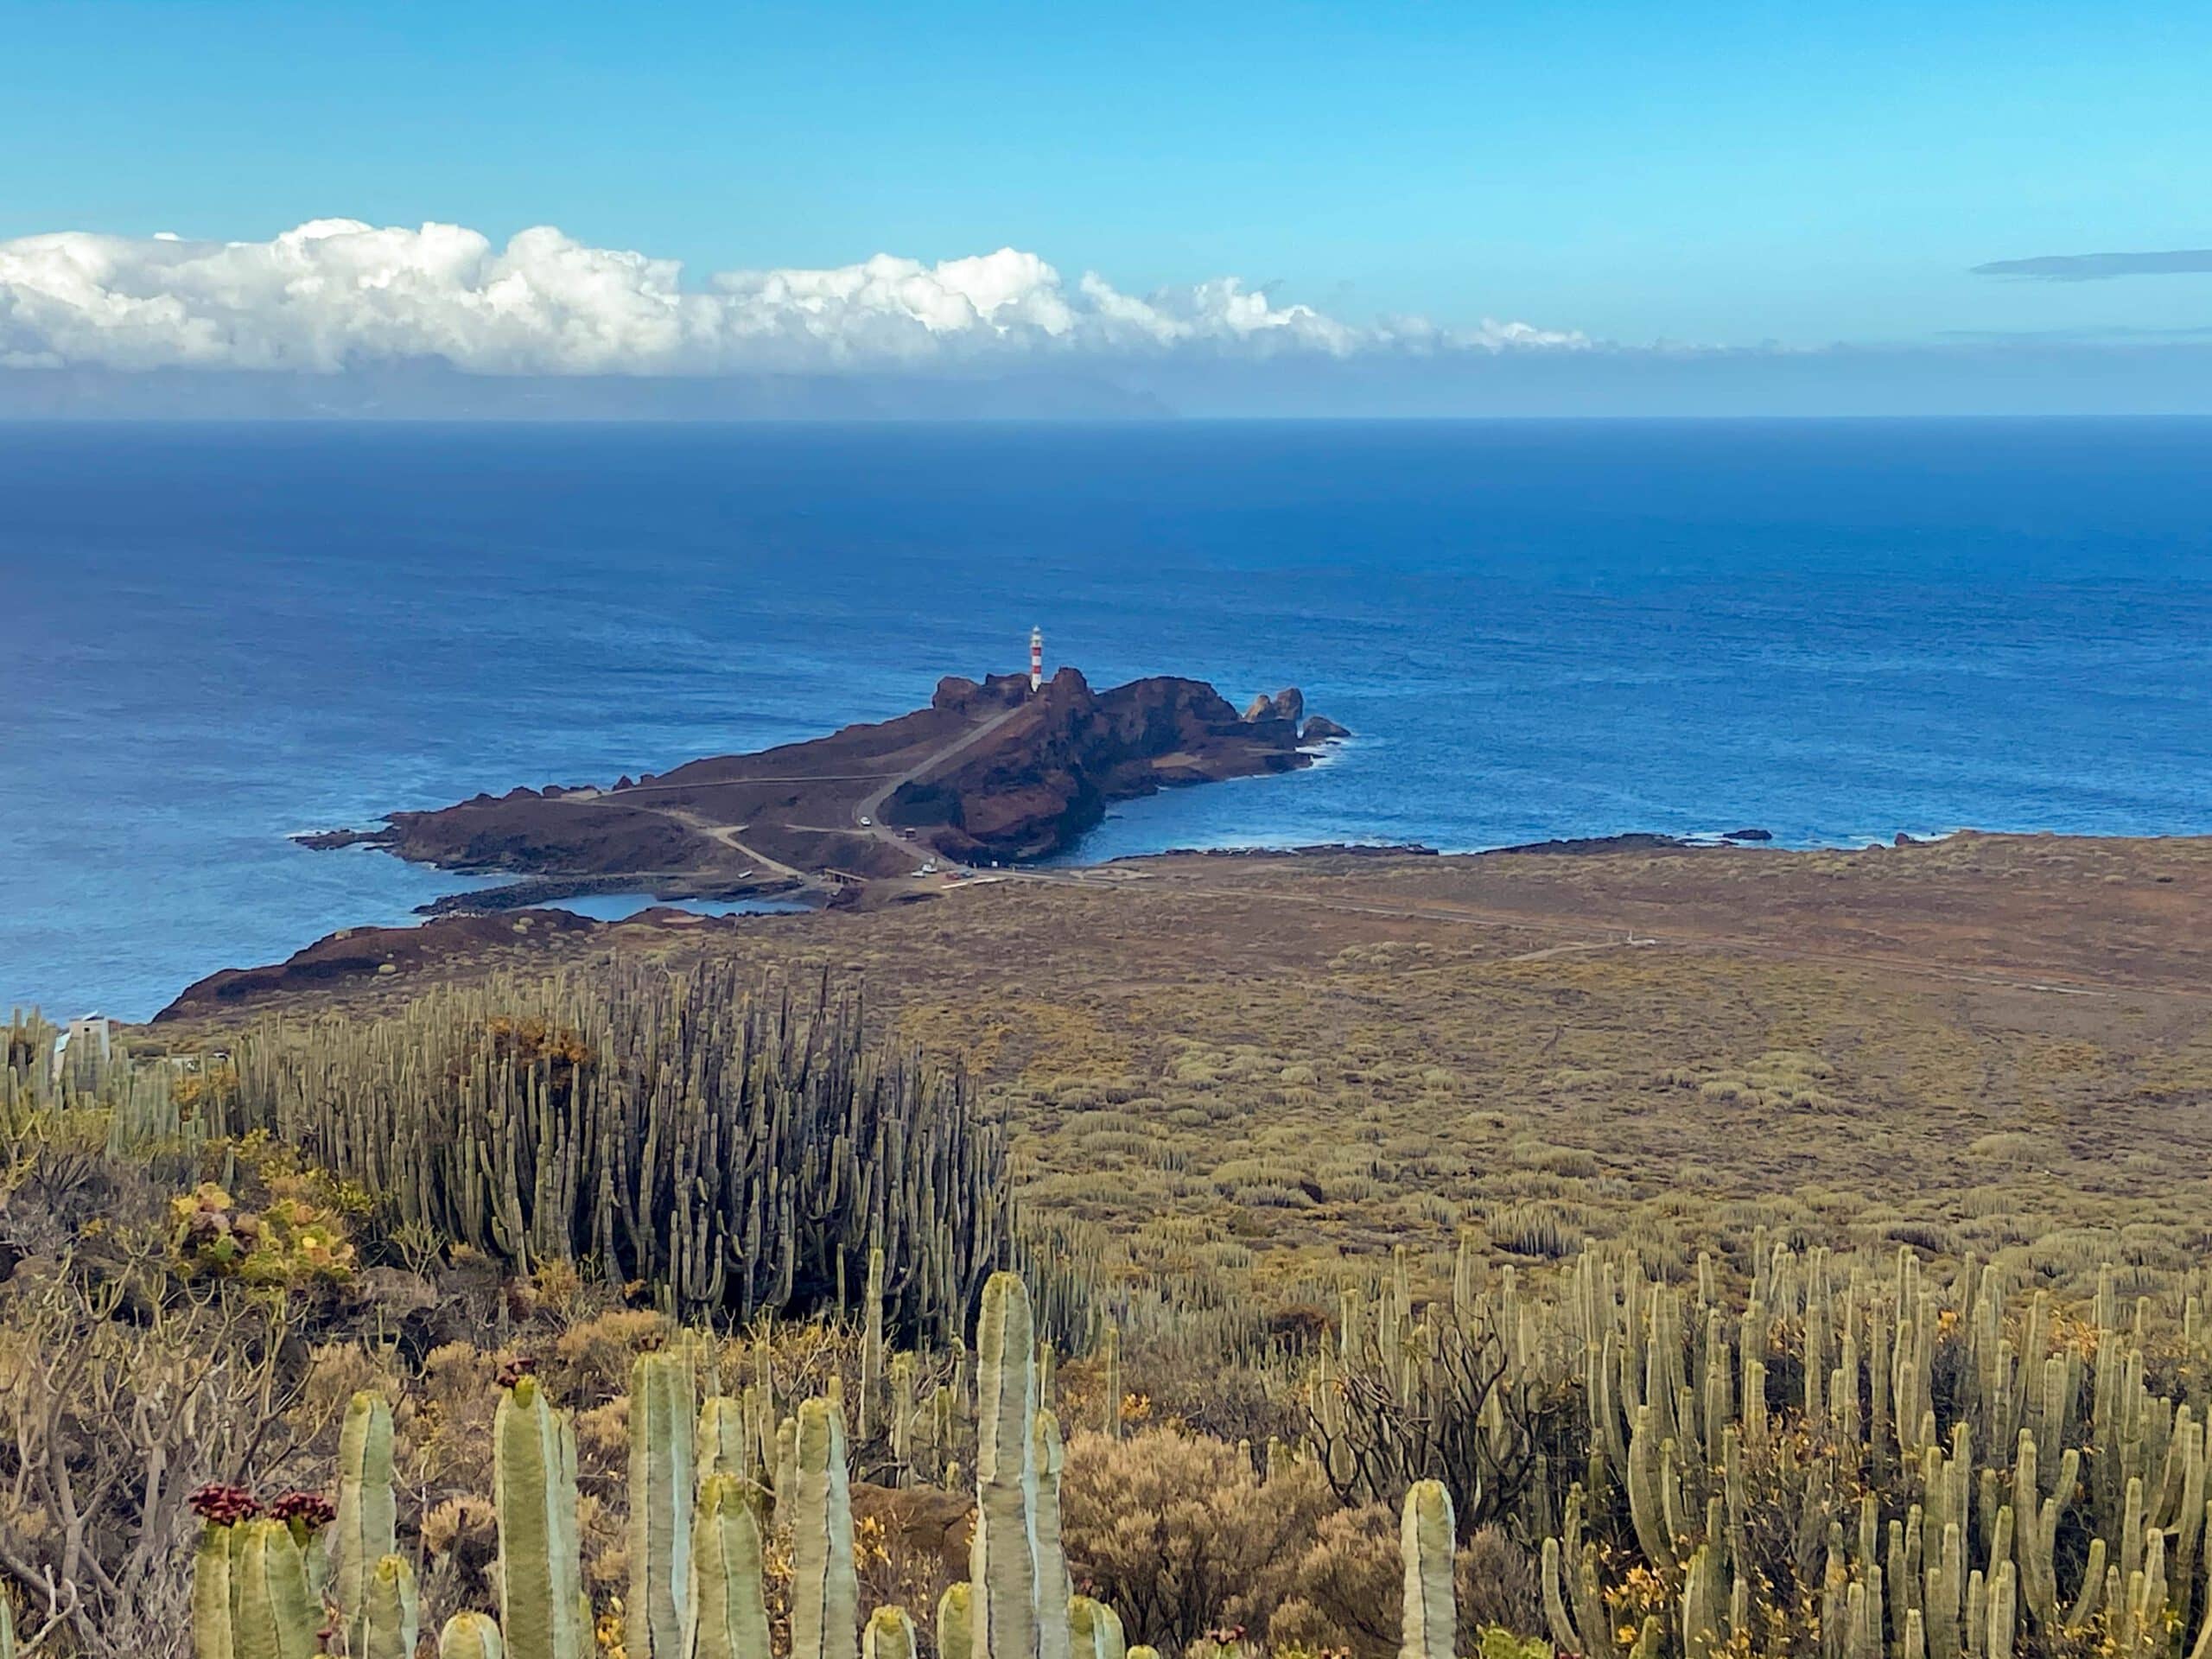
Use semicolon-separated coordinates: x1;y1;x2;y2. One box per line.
3;417;2209;1021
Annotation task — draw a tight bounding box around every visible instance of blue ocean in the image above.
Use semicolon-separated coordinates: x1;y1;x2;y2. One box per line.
3;419;2209;1021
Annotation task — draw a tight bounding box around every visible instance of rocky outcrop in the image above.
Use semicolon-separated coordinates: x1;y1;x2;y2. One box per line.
159;910;606;1017
1300;715;1351;743
299;663;1348;895
880;668;1342;861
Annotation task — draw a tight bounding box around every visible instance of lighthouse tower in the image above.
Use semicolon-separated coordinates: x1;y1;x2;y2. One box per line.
1029;626;1044;692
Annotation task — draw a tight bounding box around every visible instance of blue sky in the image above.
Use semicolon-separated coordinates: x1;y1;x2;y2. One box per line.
3;1;2209;411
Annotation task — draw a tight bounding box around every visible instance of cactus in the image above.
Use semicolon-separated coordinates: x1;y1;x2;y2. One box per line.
441;1613;507;1659
630;1350;698;1659
332;1392;397;1642
972;1272;1042;1659
861;1244;886;1441
890;1352;918;1481
1400;1479;1456;1659
196;964;1007;1331
359;1555;422;1659
495;1374;588;1659
864;1608;919;1659
774;1416;800;1527
232;1519;322;1659
940;1584;976;1659
1102;1324;1122;1440
1035;1409;1071;1659
699;1394;753;1486
690;1474;772;1659
790;1397;859;1659
1069;1598;1127;1659
193;1522;238;1659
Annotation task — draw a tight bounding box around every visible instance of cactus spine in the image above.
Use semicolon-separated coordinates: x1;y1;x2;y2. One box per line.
495;1374;587;1659
972;1272;1042;1659
690;1474;772;1659
232;1519;323;1659
630;1351;698;1659
332;1392;398;1643
1400;1479;1456;1659
791;1396;859;1659
864;1608;919;1659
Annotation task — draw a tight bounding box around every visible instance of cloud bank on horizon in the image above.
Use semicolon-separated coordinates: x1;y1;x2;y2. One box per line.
0;218;1586;376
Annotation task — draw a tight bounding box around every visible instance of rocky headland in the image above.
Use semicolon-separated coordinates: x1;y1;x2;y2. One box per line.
301;666;1346;911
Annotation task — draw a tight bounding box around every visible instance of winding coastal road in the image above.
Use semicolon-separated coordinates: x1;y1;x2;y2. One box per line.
848;698;1032;865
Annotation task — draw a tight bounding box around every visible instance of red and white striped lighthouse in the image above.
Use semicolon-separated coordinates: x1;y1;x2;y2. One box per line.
1029;626;1044;692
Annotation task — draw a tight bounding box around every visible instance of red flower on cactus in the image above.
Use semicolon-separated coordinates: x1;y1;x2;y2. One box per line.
269;1490;338;1531
188;1483;261;1525
496;1355;538;1390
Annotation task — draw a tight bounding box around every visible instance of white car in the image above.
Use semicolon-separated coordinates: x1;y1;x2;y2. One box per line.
859;816;873;826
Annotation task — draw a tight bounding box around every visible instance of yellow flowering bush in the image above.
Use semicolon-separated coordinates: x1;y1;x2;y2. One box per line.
168;1179;357;1287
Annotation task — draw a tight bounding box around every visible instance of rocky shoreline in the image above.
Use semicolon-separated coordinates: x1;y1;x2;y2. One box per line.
296;666;1349;912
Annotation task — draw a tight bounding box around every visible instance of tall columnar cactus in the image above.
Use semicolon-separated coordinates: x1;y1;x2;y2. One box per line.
939;1583;976;1659
790;1397;860;1659
972;1272;1042;1659
1034;1409;1071;1659
1400;1479;1456;1659
861;1244;886;1441
699;1394;753;1487
864;1608;920;1659
441;1613;507;1659
332;1392;397;1641
193;1521;238;1659
495;1374;588;1659
1069;1598;1127;1659
359;1555;422;1659
1102;1324;1122;1440
774;1416;800;1528
630;1351;698;1659
690;1474;772;1659
232;1518;323;1659
890;1353;918;1482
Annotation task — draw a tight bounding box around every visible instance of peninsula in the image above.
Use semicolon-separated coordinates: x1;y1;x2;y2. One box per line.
302;666;1346;912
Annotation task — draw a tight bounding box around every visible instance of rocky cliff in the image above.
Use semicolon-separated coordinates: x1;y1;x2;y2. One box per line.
888;667;1332;861
300;665;1345;899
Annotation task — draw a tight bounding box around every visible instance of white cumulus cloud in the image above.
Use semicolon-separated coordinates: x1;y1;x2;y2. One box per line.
0;219;1586;375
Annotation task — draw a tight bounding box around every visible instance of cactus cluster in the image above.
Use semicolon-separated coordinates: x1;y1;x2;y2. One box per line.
184;1272;1136;1659
1314;1230;2212;1657
185;966;1006;1331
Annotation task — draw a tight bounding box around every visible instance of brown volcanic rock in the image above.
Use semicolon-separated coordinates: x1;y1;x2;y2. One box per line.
377;793;726;874
882;668;1319;861
159;910;606;1019
307;663;1342;892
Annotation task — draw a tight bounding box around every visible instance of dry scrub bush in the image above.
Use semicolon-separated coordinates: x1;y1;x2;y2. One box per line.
1267;1503;1540;1659
1059;1428;1334;1651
